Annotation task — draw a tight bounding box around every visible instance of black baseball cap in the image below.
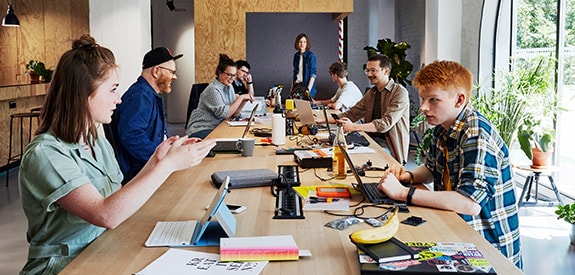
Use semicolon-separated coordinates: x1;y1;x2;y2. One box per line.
142;47;183;69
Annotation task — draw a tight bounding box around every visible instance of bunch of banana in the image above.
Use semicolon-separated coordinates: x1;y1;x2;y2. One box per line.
349;206;399;244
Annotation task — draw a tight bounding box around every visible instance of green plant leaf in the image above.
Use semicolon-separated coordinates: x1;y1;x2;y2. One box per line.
517;130;533;159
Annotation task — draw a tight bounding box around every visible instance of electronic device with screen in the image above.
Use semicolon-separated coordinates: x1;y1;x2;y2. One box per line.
339;144;398;205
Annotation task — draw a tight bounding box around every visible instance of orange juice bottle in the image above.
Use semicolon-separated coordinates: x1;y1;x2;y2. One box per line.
332;124;347;179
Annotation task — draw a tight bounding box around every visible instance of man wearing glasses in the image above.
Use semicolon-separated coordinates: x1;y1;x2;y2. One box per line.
233;60;254;96
186;54;254;139
110;47;183;184
333;54;410;165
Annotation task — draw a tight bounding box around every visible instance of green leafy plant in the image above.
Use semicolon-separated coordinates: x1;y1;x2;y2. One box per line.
556;203;575;224
26;60;46;77
473;56;558;155
25;60;53;83
363;38;413;86
410;112;434;165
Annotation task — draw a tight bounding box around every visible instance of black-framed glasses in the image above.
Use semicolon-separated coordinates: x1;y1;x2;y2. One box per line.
158;66;176;76
223;72;237;79
240;69;250;74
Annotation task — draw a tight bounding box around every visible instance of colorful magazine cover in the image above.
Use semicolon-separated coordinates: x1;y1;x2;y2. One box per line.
359;241;497;274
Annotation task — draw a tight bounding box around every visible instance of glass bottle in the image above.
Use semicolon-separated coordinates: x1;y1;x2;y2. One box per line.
332;124;347;179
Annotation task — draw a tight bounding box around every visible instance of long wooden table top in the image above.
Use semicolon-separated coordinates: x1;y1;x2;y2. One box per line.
60;115;523;274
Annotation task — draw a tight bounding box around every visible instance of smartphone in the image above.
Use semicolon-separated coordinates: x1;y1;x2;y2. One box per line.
205;204;247;214
226;204;247;214
331;113;339;120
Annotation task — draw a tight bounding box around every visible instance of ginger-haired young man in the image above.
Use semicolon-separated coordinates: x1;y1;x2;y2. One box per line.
378;60;522;268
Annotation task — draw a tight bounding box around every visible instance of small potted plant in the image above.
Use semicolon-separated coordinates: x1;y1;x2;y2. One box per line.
517;124;555;168
25;60;46;84
555;203;575;245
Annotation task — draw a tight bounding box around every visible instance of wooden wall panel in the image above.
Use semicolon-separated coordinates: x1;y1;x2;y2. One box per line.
18;0;46;72
0;0;88;86
0;0;88;167
194;0;353;83
44;0;72;70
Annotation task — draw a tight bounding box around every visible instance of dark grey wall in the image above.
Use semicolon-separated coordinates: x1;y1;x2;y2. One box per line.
246;13;340;100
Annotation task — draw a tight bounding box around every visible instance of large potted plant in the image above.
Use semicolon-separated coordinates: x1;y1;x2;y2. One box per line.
473;56;558;154
363;38;413;86
555;203;575;245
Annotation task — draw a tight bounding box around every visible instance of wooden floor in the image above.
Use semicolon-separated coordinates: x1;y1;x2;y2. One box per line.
2;125;575;274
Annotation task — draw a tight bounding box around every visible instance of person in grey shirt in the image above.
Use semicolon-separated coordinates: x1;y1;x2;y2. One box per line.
186;54;253;138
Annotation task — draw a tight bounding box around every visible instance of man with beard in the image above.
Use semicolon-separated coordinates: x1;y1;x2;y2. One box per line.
333;54;410;165
111;47;183;184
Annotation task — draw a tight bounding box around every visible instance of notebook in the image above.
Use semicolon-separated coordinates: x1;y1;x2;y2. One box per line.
213;104;258;152
144;176;236;247
339;144;397;204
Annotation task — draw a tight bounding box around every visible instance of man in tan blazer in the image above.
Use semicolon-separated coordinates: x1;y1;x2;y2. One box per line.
334;54;410;165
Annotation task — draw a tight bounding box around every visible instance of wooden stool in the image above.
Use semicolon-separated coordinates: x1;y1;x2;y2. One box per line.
6;112;40;186
515;165;564;207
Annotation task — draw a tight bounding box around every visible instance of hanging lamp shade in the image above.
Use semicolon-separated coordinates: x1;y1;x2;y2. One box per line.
2;4;20;27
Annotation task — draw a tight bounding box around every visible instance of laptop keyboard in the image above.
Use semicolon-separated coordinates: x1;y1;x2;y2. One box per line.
362;182;397;204
145;221;196;246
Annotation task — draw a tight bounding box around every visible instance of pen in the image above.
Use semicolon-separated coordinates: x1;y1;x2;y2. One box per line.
309;196;339;203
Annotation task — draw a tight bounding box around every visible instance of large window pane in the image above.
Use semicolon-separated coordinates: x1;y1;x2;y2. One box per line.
557;0;575;196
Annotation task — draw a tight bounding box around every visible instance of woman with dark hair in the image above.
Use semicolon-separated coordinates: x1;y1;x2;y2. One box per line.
19;34;215;274
186;54;254;138
292;33;317;98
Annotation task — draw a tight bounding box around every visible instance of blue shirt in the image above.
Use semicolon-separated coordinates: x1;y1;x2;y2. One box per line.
111;76;167;183
292;50;317;97
425;104;523;269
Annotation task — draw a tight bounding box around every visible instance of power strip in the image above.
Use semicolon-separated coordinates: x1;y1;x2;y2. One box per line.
273;189;304;219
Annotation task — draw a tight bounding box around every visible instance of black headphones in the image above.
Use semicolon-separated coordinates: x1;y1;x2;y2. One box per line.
250;127;272;137
298;124;318;135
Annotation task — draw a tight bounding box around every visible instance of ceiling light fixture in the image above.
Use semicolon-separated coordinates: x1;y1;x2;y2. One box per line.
166;0;175;12
2;1;19;27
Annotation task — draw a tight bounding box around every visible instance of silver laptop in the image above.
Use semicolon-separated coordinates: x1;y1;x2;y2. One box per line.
212;103;258;152
294;99;316;125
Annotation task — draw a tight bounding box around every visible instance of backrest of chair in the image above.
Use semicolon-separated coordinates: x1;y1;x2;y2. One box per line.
185;83;209;127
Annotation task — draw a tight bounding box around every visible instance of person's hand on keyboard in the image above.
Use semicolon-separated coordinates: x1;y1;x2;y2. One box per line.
377;173;406;201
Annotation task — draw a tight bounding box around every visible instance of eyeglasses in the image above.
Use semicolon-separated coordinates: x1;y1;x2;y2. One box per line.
364;68;383;75
240;69;249;74
223;72;237;79
158;66;176;76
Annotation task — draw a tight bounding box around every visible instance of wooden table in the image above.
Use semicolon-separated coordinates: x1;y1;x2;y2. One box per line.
60;118;523;274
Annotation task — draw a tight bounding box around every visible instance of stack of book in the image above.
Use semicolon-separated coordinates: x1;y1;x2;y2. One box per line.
356;239;497;274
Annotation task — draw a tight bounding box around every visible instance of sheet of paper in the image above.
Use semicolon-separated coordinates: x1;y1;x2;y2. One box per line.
135;249;267;275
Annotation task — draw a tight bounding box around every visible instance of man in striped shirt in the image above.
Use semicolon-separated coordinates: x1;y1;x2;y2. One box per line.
378;60;522;269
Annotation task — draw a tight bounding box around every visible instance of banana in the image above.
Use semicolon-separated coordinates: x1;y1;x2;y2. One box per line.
349;207;399;244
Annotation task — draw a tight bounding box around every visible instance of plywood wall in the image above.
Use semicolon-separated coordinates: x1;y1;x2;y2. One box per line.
194;0;353;83
0;0;89;85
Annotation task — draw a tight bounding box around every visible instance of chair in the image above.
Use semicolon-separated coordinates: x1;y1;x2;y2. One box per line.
185;83;209;129
6;112;40;186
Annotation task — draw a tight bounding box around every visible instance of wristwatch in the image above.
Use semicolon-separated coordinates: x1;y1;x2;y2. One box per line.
406;186;416;206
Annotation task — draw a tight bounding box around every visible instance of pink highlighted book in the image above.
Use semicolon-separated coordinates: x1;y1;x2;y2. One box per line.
220;235;300;262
